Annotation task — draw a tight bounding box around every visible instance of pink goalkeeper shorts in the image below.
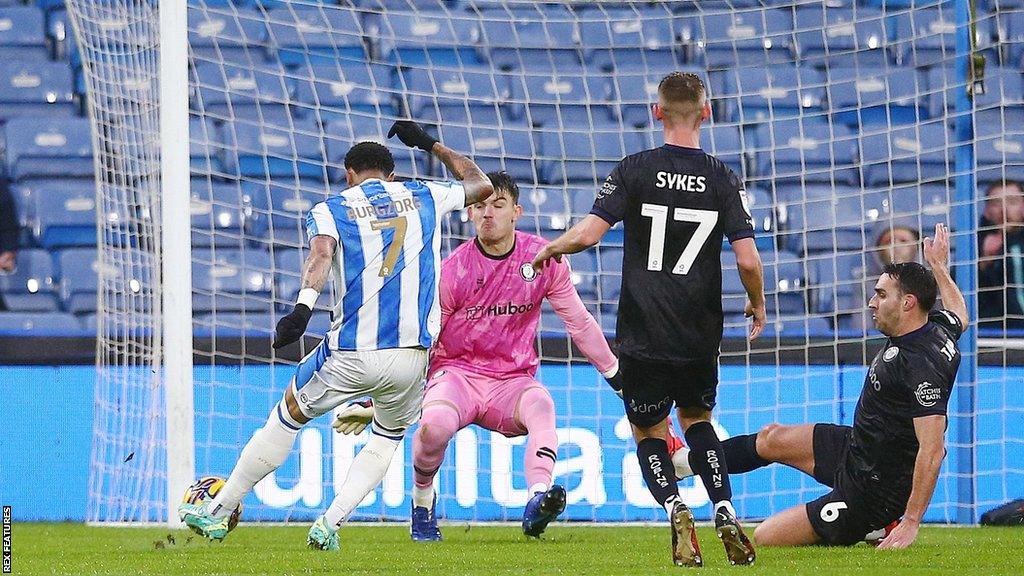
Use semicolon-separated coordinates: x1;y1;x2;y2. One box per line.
422;365;548;437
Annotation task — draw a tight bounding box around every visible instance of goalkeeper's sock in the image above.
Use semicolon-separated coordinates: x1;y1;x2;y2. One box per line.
519;387;558;492
720;432;771;473
209;406;299;518
684;421;732;505
412;405;459;490
412;484;434;509
636;438;679;515
324;433;400;528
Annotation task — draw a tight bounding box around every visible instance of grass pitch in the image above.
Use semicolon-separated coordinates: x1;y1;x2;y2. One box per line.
10;523;1020;575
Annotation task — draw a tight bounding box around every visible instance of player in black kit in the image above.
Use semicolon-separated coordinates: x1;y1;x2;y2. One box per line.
533;72;766;567
671;223;967;550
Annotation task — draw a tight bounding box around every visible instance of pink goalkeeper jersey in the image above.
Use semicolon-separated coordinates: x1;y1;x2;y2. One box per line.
430;230;617;379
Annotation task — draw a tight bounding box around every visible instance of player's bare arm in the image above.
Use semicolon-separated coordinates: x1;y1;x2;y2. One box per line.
531;214;611;272
733;238;767;341
877;414;946;550
923;223;969;331
272;235;337;350
387;120;493;206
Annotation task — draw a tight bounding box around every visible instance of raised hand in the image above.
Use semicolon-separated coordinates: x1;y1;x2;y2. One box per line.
923;223;950;271
387;120;438;152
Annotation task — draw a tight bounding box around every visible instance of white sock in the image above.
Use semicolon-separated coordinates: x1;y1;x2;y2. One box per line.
324;434;400;528
715;500;736;518
672;446;693;479
412;484;434;509
209;413;299;518
663;495;680;517
528;483;548;495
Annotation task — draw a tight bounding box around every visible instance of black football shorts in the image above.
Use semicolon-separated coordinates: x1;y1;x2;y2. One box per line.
618;353;718;428
805;424;905;546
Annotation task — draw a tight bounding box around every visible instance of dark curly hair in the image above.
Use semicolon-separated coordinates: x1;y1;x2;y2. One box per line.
883;261;937;312
486;171;519;203
344;141;395;175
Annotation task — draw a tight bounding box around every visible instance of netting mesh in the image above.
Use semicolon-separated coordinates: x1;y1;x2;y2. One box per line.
70;0;1023;524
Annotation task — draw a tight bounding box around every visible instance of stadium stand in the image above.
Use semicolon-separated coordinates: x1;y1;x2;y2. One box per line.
1;0;1022;340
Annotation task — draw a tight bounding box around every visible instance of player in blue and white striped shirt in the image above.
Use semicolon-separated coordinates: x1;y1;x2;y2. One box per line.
180;121;494;549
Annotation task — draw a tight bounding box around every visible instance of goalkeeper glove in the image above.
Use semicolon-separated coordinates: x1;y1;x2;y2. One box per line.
273;304;312;349
332;400;374;435
387;120;438;152
606;369;625;398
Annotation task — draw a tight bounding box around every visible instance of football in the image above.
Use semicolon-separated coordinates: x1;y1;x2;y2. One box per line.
181;476;242;532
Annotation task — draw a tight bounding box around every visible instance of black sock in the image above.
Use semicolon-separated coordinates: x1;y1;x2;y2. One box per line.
718;433;771;474
636;438;679;509
684;421;732;505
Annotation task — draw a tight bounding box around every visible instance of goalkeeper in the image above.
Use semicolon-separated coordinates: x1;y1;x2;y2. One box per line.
336;171;625;540
671;224;966;549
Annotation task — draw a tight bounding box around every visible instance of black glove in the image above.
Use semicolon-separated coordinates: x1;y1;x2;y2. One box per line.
606;370;625;398
387;120;438;152
273;304;313;349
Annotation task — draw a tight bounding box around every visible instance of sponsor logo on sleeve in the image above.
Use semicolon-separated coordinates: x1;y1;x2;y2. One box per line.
915;382;942;407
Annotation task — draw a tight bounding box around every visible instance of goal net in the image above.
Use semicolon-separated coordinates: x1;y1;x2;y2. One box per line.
70;0;1021;525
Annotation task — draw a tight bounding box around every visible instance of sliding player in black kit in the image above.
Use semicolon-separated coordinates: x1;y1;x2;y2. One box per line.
533;72;766;567
673;224;966;550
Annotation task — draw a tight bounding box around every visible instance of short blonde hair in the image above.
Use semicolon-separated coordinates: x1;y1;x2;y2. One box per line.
658;72;706;125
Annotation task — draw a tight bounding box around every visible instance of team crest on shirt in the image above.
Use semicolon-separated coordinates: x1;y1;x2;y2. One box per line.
883;347;899;362
915;382;941;407
520;263;537;282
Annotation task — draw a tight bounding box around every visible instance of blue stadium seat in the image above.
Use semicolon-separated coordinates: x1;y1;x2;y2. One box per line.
686;8;795;69
859;122;953;186
58;248;98;314
401;67;511;124
930;66;1024;130
193;313;276;338
720;65;827;123
1003;9;1024;67
220;116;326;179
793;7;895;69
827;66;929;127
743;187;779;252
576;7;684;72
274;248;304;309
477;7;581;71
976;121;1024;184
810;251;872;315
46;8;73;61
190;180;249;248
515;71;613;128
893;7;994;68
4;117;94;181
0;6;47;60
374;11;483;68
568;186;597;222
262;5;368;66
568;247;599;302
191;61;295;123
861;183;951;234
190;117;224;174
294;63;397;124
699;123;749;179
0;249;58;312
0;59;76;122
433;121;538;182
538;129;635;185
0;312;86;336
596;245;622;304
776;185;867;254
192;248;274;314
325;115;425;180
518;186;571;233
189;3;268;65
31;180;98;248
724;249;808;316
755;118;858;184
353;0;459;10
245;179;327;249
